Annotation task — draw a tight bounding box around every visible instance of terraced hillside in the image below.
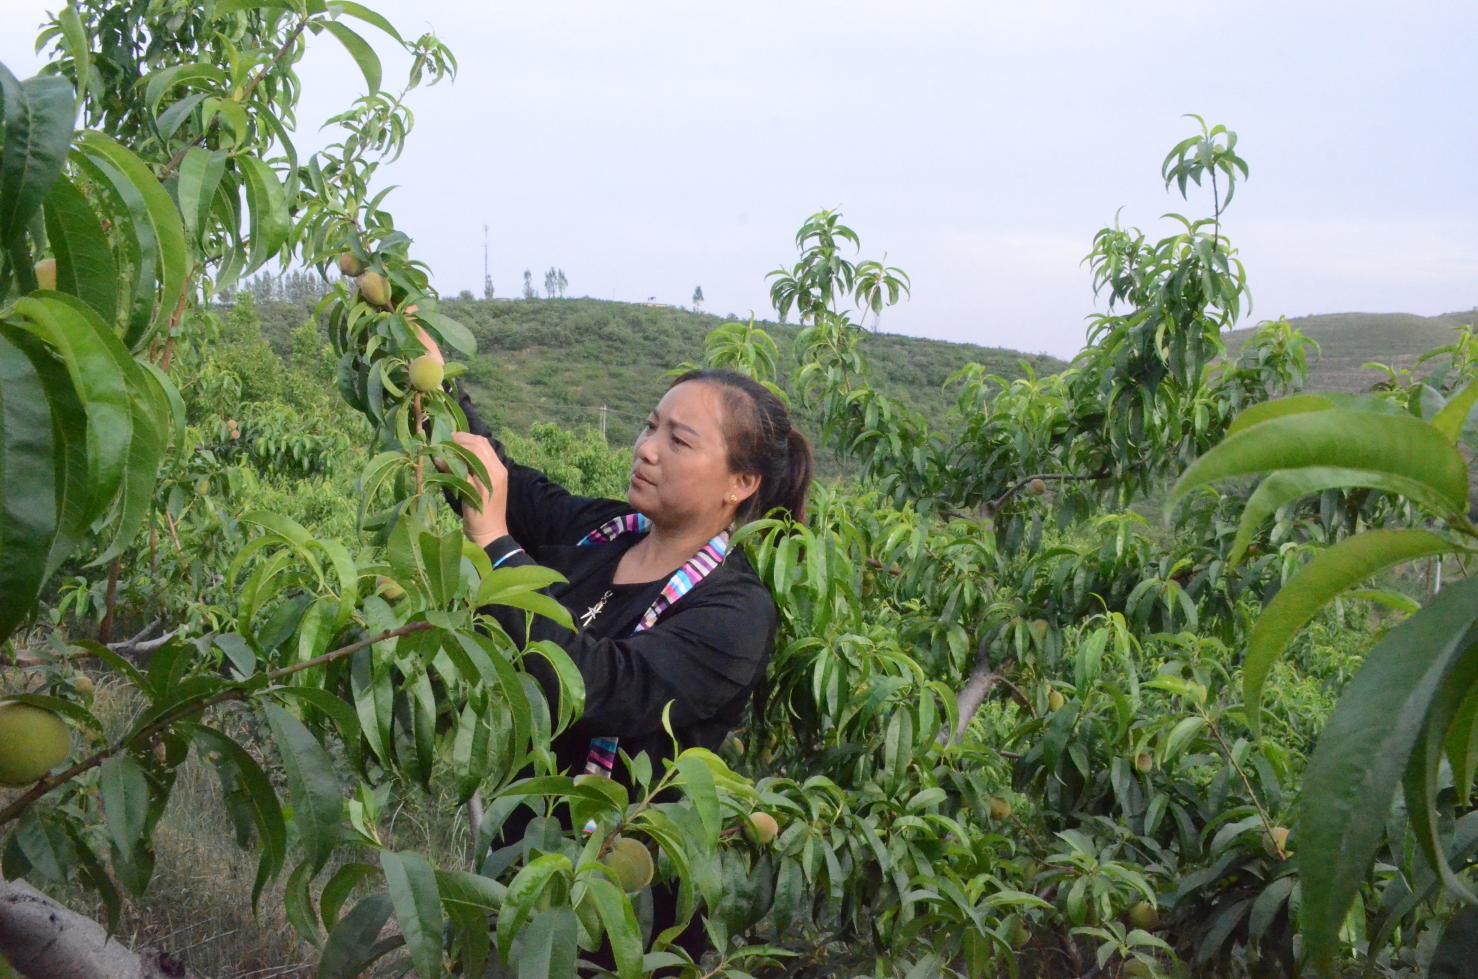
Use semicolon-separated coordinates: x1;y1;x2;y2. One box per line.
1227;310;1477;394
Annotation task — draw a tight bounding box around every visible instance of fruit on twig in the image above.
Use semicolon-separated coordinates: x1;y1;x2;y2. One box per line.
408;355;444;393
1047;689;1065;711
0;703;72;785
1122;961;1154;978
1135;752;1154;774
601;835;653;893
34;259;57;291
988;797;1011;821
746;811;779;845
338;252;364;276
1263;825;1291;859
1028;619;1049;644
356;270;392;308
1028;477;1047;496
73;675;94;698
1128;901;1159;930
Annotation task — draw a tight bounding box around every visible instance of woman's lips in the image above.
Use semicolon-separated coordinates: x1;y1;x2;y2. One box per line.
630;472;654;487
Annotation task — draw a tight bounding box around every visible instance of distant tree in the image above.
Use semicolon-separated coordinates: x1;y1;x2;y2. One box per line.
543;267;557;298
556;268;568;298
692;286;704;312
522;268;537;300
456;289;474;301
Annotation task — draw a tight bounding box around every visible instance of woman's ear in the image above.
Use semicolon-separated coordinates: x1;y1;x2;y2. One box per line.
730;470;760;504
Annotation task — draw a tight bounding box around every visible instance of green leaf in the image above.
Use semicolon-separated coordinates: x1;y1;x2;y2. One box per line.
194;726;285;908
674;752;720;844
11;296;132;528
0;67;74;246
175;148;227;248
586;876;643;979
265;704;343;875
1403;640;1478;910
514;907;577;979
74;132;189;351
317;20;382;93
89;349;167;566
237;156;288;274
1224;393;1338;437
10;324;90;582
1433;377;1478;444
435;868;506;912
330;2;404;41
318;893;397;979
1171;409;1469;517
0;330;63;641
42;173;118;324
100;754;153;894
415;309;476;357
497;853;571;963
1228;467;1458;565
320;862;379;931
1299;577;1478;973
381;850;444;979
55;6;90;111
1244;529;1459;735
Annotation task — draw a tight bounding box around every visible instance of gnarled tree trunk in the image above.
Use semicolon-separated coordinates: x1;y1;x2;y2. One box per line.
0;877;196;979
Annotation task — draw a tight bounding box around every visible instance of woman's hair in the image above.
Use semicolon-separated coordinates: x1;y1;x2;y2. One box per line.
670;369;813;524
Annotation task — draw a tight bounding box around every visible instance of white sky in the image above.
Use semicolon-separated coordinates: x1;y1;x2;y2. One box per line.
4;1;1475;357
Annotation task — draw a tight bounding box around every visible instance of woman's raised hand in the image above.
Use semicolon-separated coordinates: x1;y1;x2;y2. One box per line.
440;431;508;547
408;309;444;368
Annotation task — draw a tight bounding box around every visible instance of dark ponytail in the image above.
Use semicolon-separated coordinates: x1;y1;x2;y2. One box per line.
670;369;814;524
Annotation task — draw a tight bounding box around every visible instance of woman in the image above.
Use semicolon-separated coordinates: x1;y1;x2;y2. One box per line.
416;326;812;963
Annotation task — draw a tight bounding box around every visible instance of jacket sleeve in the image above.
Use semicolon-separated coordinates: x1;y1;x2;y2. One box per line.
479;540;775;736
450;383;627;551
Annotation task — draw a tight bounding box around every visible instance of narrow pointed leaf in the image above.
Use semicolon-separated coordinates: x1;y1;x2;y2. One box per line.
1299;577;1478;973
0;67;74;245
1229;467;1456;565
1433;377;1478;444
0;330;61;641
42;173;118;323
1171;410;1469;516
381;850;443;979
1245;529;1459;735
265;704;344;875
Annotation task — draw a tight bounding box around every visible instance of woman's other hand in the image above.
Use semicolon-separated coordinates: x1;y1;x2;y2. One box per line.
444;431;508;547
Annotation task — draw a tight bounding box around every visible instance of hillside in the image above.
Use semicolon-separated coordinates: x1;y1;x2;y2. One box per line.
257;297;1066;448
1226;309;1477;394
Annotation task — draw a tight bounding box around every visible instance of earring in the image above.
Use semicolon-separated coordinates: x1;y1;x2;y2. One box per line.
728;494;738;504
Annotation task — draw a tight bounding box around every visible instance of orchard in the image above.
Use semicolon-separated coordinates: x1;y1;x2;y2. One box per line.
1;3;1476;978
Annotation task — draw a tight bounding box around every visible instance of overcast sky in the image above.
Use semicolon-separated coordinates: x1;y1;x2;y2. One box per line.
4;1;1475;356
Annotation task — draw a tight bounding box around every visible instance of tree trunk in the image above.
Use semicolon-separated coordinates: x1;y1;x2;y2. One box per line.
0;877;197;979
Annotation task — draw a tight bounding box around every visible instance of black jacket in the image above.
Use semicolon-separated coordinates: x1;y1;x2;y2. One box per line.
455;387;776;783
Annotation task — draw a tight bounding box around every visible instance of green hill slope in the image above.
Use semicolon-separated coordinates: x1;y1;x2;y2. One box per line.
1227;310;1477;394
258;297;1066;448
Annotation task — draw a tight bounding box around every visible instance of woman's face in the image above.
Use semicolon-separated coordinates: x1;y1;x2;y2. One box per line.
628;381;758;531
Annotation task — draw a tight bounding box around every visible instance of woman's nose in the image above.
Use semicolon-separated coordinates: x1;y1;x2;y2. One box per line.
635;436;658;463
